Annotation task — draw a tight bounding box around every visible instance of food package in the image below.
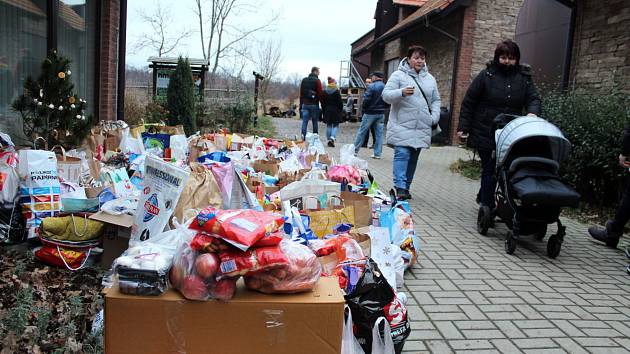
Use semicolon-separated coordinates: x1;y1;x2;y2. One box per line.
244;240;321;294
170;241;238;301
113;229;183;296
379;201;419;270
189;208;284;251
34;245;90;270
328;165;361;186
130;155;190;245
217;244;288;279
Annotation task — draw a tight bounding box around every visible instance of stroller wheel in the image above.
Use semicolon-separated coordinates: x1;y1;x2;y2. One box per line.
505;231;517;255
477;206;491;236
547;234;562;258
534;225;548;241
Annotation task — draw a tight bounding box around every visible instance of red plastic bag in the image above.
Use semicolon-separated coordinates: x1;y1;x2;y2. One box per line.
252;231;284;248
327;165;361;185
244;240;321;294
190;208;285;251
34;245;89;270
218;244;288;279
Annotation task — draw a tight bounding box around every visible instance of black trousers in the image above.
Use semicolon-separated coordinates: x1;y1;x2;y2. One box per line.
362;125;377;147
611;181;630;234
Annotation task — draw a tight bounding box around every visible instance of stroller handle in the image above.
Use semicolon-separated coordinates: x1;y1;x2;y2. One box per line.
492;114;521;132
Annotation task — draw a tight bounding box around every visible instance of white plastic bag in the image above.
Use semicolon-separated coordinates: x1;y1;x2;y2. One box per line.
305;133;326;155
369;226;405;290
169;135;188;161
342;305;366;354
0;152;18;207
279;154;301;173
119;127;145;155
371;317;395;354
340;144;369;170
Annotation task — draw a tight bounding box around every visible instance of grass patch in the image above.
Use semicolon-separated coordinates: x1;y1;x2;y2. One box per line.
450;158;481;180
247;115;277;138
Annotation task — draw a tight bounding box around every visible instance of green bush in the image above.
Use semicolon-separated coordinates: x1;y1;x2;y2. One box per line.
543;89;630;206
166;57;197;135
198;94;256;134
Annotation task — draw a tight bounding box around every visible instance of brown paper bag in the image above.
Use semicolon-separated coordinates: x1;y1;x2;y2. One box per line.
252;160;280;176
51;145;83;183
173;163;222;222
305;153;332;167
304;196;355;238
341;191;373;228
160;125;185;135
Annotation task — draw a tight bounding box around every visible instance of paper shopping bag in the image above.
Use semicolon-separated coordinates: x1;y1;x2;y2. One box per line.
51;145;83;184
304;196;355;238
173;163;222;222
341;191;373;228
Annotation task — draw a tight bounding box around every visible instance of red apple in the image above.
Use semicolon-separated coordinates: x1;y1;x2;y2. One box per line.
212;278;237;301
181;275;209;301
194;253;220;279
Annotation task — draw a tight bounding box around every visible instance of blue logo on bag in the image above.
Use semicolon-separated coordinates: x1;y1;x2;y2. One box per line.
143;194;160;222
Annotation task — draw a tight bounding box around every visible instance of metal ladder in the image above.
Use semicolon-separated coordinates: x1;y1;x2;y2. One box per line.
339;60;366;89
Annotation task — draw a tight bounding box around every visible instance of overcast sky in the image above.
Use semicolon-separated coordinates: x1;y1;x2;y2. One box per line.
126;0;376;81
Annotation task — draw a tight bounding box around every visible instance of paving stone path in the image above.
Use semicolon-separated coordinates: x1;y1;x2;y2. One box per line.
273;118;630;354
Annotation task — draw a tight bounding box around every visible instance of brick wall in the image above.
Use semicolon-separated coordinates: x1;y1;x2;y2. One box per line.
470;0;524;79
569;0;630;93
400;15;461;110
384;38;402;61
450;3;477;142
99;0;120;121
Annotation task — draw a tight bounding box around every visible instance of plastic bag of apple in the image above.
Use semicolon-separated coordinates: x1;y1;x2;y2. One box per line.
169;208;322;301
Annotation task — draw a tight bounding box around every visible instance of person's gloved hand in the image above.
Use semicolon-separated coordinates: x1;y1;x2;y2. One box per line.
619;154;630;168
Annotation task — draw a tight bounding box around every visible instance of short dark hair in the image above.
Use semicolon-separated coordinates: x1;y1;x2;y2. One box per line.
494;39;521;64
311;66;319;73
407;45;427;59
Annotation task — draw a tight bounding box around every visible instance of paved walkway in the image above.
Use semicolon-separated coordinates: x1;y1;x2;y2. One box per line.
273;118;630;354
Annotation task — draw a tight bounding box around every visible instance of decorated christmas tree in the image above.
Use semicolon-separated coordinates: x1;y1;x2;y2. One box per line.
11;50;93;148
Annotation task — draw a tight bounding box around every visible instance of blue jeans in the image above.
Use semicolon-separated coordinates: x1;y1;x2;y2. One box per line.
353;114;384;157
478;149;497;208
393;146;422;190
326;124;338;141
300;104;320;139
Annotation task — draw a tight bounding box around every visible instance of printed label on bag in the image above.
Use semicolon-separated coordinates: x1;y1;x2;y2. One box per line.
143;194;160;222
230;218;258;232
220;259;237;274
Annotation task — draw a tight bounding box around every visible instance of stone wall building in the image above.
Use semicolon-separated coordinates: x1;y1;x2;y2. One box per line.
352;0;630;144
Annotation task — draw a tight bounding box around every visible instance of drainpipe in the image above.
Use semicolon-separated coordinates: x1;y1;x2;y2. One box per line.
117;0;127;121
424;17;460;145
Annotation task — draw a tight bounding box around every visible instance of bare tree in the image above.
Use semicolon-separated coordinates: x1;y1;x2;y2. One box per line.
254;38;283;114
134;1;192;57
193;0;279;77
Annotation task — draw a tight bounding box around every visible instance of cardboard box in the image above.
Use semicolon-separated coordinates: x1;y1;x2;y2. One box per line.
305;153;332;167
105;277;344;354
99;225;131;269
318;232;371;275
252;159;280;176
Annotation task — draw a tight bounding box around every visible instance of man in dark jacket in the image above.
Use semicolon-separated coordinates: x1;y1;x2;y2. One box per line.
353;72;386;159
299;67;323;139
589;124;630;273
457;40;541;211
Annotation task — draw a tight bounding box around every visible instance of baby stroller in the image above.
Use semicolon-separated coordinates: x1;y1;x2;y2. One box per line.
477;114;580;258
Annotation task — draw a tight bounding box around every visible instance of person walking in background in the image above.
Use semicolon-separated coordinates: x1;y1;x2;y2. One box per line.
353;72;386;160
361;77;377;149
457;39;541;215
382;45;440;200
322;77;343;147
588;124;630;274
344;94;354;121
299;66;323;139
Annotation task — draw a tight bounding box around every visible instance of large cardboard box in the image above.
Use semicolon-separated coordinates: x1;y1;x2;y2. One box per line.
105;277;344;354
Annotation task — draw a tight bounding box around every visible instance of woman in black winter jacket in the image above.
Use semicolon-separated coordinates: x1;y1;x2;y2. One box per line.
457;39;541;210
322;77;344;147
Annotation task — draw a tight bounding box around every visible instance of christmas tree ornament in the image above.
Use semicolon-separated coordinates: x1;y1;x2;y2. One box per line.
58;72;66;79
39;89;43;97
70;104;76;109
37;102;43;106
58;106;64;111
67;70;71;75
76;114;81;119
48;104;55;109
68;96;76;104
33;98;38;103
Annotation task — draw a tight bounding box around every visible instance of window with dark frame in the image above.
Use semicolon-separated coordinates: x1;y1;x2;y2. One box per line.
385;58;400;80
